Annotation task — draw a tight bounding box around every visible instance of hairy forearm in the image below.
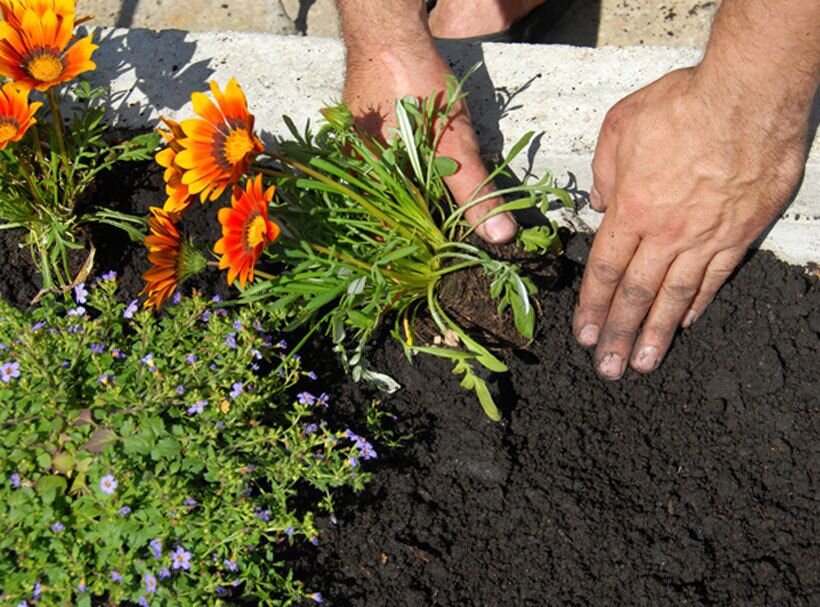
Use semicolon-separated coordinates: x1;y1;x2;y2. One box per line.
698;0;819;115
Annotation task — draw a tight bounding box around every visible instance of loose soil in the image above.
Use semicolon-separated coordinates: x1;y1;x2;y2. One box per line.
1;161;818;606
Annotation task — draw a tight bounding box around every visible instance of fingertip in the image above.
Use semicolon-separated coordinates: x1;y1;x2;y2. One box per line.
477;212;517;244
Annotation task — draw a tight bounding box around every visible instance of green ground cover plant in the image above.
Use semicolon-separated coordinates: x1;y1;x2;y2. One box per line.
0;276;371;606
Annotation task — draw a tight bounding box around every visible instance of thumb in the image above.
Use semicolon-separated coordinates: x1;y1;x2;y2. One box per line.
437;112;518;244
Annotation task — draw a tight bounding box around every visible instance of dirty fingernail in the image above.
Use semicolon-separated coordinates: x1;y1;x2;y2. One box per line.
632;346;659;373
482;213;517;244
578;324;600;347
598;353;625;380
682;309;698;328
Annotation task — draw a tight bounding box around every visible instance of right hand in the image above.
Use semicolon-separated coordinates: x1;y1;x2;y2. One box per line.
342;44;517;243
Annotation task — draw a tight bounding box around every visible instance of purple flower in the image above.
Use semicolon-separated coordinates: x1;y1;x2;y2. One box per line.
250;363;260;371
250;348;262;360
0;361;21;383
101;270;117;281
17;601;27;607
0;342;6;350
158;566;171;580
77;581;87;592
110;570;122;583
306;370;318;380
252;319;263;331
186;353;197;364
99;474;117;495
74;282;88;304
31;321;45;331
209;363;217;371
141;353;155;367
310;536;319;546
60;360;70;368
310;592;324;603
224;333;237;348
149;538;163;558
171;546;192;570
357;440;377;460
304;423;318;435
229;382;243;399
233;320;243;331
187;400;207;415
144;573;157;593
201;310;212;322
123;299;139;319
297;392;315;406
285;526;294;537
51;521;64;532
175;384;185;395
66;305;85;317
276;339;287;349
9;472;21;488
118;506;131;517
111;348;126;359
67;324;82;334
172;291;182;305
184;497;197;507
32;581;42;600
212;294;222;303
348;456;359;468
97;373;115;385
138;597;150;607
342;429;359;442
223;558;238;572
316;393;330;408
256;508;271;522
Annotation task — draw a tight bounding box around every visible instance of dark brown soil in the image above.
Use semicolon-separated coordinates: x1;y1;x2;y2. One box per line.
1;160;817;606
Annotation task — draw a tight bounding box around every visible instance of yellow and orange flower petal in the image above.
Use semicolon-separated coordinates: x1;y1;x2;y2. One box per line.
214;174;279;289
175;78;264;203
0;0;96;91
155;117;194;214
140;207;183;310
0;80;41;149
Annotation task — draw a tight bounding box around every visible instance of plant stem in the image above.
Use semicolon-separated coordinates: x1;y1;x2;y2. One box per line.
47;88;70;174
17;156;45;207
251;164;289;180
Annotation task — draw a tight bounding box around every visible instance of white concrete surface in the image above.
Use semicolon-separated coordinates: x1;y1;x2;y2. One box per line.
85;28;818;265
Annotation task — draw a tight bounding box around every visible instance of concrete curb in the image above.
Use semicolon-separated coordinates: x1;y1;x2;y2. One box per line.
87;28;819;265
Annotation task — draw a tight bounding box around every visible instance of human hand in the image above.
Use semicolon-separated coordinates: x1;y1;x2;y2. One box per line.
342;43;517;243
574;67;808;380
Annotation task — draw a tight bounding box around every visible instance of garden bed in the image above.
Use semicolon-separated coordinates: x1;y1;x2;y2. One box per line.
2;161;817;605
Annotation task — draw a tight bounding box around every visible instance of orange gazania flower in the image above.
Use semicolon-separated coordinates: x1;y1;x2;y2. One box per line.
0;80;41;149
0;0;96;91
214;174;279;289
139;207;205;310
175;79;264;203
155;117;194;214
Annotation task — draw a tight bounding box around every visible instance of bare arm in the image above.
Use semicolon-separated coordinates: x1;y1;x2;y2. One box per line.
335;0;518;243
576;0;819;379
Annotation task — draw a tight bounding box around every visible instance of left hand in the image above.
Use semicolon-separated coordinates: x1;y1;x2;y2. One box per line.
573;67;808;380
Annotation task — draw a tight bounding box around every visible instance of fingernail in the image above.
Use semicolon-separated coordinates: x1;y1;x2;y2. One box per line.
598;353;625;380
632;346;659;373
682;309;698;328
578;324;600;347
482;214;517;244
589;184;602;210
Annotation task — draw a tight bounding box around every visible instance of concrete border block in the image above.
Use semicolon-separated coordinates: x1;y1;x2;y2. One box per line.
86;28;818;265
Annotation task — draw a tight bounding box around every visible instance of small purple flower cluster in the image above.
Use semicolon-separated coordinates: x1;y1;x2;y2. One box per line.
99;474;118;495
343;429;377;465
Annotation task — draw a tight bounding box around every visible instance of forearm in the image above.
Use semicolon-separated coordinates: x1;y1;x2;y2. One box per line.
697;0;819;119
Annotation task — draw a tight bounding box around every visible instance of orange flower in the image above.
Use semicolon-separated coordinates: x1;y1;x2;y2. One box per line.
140;207;205;310
155;117;194;214
175;79;263;203
214;174;279;289
0;80;41;149
0;0;96;91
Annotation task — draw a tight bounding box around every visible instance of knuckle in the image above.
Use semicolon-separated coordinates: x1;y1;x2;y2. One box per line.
601;322;637;346
661;281;698;303
620;281;654;306
589;260;624;286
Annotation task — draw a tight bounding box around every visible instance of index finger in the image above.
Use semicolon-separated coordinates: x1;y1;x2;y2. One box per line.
573;209;641;348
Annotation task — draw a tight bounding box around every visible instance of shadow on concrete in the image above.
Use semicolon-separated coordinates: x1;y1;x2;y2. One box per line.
543;0;601;47
85;28;214;128
115;0;139;28
293;0;317;35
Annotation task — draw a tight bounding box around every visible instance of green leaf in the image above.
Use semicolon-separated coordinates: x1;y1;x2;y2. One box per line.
151;437;181;460
37;475;67;504
433;156;458;177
